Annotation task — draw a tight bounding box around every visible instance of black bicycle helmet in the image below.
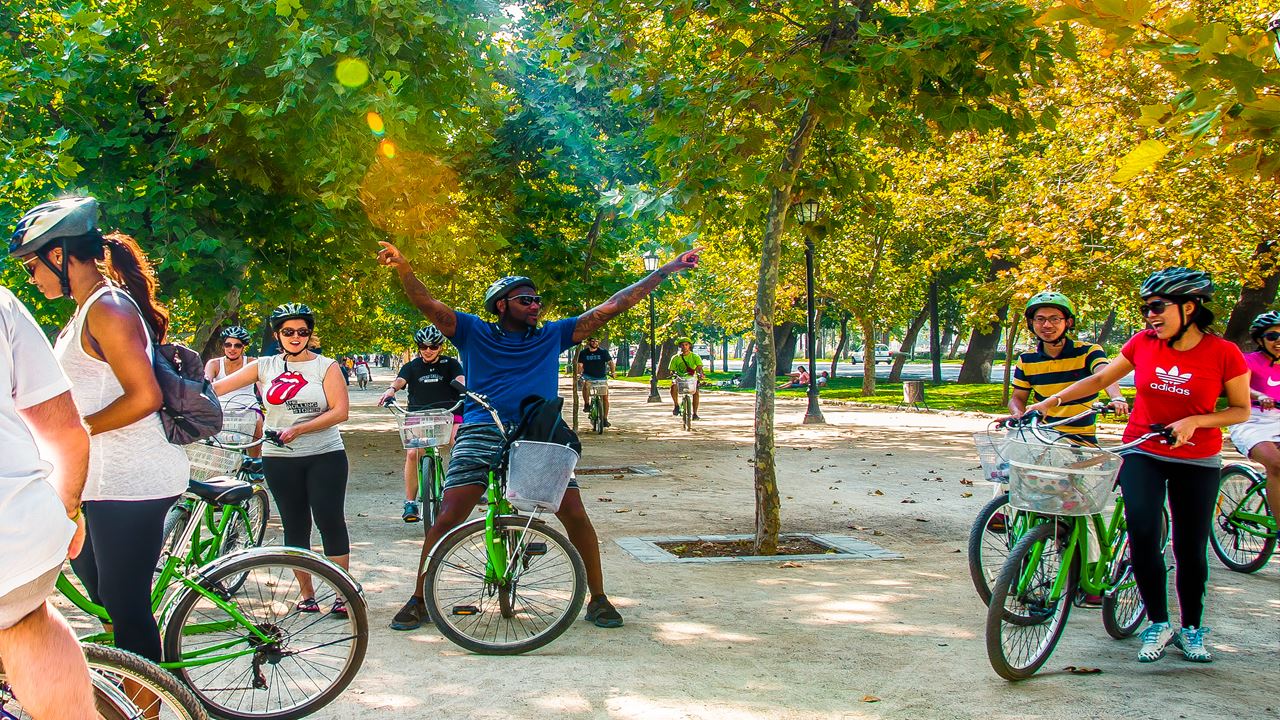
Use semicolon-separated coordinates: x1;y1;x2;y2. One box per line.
220;325;251;342
9;197;98;258
1139;267;1214;301
1250;310;1280;339
414;325;445;346
483;276;536;314
269;302;315;330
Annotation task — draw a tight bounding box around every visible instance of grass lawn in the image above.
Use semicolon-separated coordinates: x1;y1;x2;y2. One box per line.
611;372;1137;415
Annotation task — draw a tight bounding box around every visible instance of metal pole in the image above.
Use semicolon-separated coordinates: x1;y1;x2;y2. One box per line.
803;237;825;424
930;279;942;384
647;294;661;402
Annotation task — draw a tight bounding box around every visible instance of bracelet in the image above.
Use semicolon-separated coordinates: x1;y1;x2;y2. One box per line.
69;505;82;522
1109;396;1125;402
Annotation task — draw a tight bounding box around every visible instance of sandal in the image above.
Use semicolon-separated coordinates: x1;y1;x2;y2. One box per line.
295;597;320;613
330;599;348;617
584;595;623;628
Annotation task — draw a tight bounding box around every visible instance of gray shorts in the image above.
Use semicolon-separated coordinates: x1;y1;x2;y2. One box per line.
445;424;579;491
0;566;60;631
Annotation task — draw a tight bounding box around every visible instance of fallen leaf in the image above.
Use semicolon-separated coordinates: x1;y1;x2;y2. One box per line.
901;499;918;504
615;508;632;513
869;489;885;496
961;492;973;498
597;497;613;502
861;695;880;703
960;479;974;486
1063;666;1102;675
779;561;803;568
915;517;929;522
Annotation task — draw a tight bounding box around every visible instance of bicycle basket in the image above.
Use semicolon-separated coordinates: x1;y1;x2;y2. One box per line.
217;407;259;443
588;379;609;393
676;376;698;394
972;431;1012;483
1004;438;1122;516
185;443;242;483
504;440;579;513
396;410;454;449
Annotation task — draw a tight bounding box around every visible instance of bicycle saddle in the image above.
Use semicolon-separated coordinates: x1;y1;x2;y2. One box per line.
188;476;256;505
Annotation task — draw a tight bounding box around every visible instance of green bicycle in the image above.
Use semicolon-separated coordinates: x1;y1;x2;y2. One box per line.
59;431;368;719
383;398;458;527
421;381;588;655
0;643;205;719
675;375;698;431
585;378;608;434
1211;462;1276;572
984;413;1174;680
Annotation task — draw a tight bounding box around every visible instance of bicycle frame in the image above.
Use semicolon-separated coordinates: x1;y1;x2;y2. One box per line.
1221;465;1276;538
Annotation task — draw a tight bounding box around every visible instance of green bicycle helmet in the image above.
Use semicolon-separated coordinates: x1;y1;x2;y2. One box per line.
1023;291;1076;320
1250;310;1280;339
483;276;536;314
1140;267;1214;301
269;302;314;330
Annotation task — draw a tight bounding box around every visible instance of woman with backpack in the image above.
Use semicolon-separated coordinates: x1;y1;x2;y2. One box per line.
214;303;353;613
9;197;189;662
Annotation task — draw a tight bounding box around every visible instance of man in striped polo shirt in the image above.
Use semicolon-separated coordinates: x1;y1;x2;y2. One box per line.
1009;292;1128;443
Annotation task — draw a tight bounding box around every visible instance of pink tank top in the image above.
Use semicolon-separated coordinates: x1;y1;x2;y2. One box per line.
1245;350;1280;405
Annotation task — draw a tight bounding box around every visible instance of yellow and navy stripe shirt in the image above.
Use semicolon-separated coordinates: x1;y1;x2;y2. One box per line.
1012;337;1109;442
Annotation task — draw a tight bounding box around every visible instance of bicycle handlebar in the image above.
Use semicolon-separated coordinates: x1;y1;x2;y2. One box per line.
1010;410;1175;450
211;428;287;452
448;379;506;435
381;397;464;415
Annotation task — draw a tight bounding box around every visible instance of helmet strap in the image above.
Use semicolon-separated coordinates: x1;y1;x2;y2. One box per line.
1169;304;1191;347
35;240;74;298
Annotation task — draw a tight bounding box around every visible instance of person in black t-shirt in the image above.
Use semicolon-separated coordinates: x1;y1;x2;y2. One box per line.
576;337;615;427
379;326;465;522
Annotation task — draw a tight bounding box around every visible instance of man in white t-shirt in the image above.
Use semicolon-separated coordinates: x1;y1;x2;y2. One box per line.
0;286;95;718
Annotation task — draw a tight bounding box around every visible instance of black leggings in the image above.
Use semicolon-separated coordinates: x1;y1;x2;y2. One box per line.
262;451;350;557
69;496;178;662
1118;453;1220;628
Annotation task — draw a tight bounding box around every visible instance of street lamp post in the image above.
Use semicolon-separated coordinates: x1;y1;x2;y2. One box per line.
795;199;825;425
643;250;662;403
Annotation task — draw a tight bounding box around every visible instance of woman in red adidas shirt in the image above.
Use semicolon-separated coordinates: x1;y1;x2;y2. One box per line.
1029;268;1249;665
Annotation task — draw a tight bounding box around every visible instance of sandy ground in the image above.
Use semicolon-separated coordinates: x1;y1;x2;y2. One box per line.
72;367;1280;719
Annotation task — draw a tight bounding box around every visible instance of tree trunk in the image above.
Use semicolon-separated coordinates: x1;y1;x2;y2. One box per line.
889;306;928;383
1225;240;1280;351
570;349;580;431
775;322;800;378
1001;319;1019;405
957;307;1007;384
741;340;758;387
655;339;677;380
628;340;652;378
859;315;876;395
947;329;963;359
831;315;849;376
751;94;823;556
1095;309;1117;347
194;286;241;360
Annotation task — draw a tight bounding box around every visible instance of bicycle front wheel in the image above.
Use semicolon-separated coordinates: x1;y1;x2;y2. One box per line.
967;492;1014;605
162;550;368;720
681;396;692;431
985;522;1078;681
591;397;604;434
1211;466;1275;573
421;453;443;528
1102;532;1145;639
426;516;587;655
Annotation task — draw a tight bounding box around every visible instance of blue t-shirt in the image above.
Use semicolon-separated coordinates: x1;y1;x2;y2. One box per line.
449;311;578;425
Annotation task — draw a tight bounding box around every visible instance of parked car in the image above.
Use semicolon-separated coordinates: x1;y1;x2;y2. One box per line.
852;344;893;365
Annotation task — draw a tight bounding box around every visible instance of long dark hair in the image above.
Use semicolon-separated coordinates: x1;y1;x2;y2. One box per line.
61;231;170;341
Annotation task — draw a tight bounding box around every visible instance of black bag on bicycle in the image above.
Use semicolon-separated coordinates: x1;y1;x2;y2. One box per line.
153;341;224;445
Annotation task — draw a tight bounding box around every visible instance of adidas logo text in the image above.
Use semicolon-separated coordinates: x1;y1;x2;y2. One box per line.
1150;382;1191;396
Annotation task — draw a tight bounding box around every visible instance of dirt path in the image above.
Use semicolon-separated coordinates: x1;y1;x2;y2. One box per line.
101;369;1280;718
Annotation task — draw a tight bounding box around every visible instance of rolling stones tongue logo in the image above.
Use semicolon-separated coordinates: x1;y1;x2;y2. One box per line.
267;371;308;404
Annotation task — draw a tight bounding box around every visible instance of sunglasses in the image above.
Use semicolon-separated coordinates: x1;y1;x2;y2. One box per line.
505;294;542;307
1139;300;1177;316
278;328;312;338
419;343;442;350
223;342;244;349
20;258;38;277
1262;331;1280;342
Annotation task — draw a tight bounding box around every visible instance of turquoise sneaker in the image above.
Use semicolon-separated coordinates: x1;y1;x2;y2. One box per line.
1137;622;1174;663
1173;626;1213;663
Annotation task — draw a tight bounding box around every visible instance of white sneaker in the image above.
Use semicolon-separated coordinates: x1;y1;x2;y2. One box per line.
1173;626;1213;663
1137;621;1174;663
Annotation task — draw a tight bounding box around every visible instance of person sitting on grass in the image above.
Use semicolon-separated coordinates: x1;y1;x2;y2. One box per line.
817;370;830;387
779;366;809;389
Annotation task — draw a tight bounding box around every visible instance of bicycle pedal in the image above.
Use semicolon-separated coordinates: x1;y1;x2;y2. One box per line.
452;605;481;616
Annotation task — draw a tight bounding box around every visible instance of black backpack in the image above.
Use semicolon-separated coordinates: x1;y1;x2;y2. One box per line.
153;341;223;445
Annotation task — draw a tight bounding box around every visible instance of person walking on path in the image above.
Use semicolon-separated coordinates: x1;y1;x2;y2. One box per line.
378;240;700;630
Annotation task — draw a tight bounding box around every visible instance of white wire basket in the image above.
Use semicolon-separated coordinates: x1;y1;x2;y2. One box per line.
972;431;1011;483
675;376;698;394
396;410;455;449
216;407;259;445
505;440;579;513
185;443;242;483
1004;438;1122;516
587;379;609;394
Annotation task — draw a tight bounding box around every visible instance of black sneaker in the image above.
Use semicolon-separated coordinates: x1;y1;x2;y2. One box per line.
390;596;426;631
672;406;681;416
603;420;612;428
584;595;623;628
692;414;701;421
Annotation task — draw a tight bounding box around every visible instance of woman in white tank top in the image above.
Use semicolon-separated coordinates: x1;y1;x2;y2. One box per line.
205;325;263;458
215;303;353;612
11;196;186;663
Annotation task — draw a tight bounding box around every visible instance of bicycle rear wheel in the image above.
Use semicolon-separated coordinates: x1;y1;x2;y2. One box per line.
985;522;1078;681
1211;466;1275;573
421;454;443;528
967;492;1014;605
425;516;587;655
242;484;271;546
162;550;368;720
0;643;206;720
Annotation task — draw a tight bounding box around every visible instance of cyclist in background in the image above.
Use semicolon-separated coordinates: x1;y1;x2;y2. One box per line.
12;196;188;663
1009;292;1128;441
378;240;700;630
668;337;704;419
206;325;264;460
1027;268;1249;664
353;355;371;390
379;326;465;523
576;336;615;428
1228;310;1280;523
0;285;96;720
